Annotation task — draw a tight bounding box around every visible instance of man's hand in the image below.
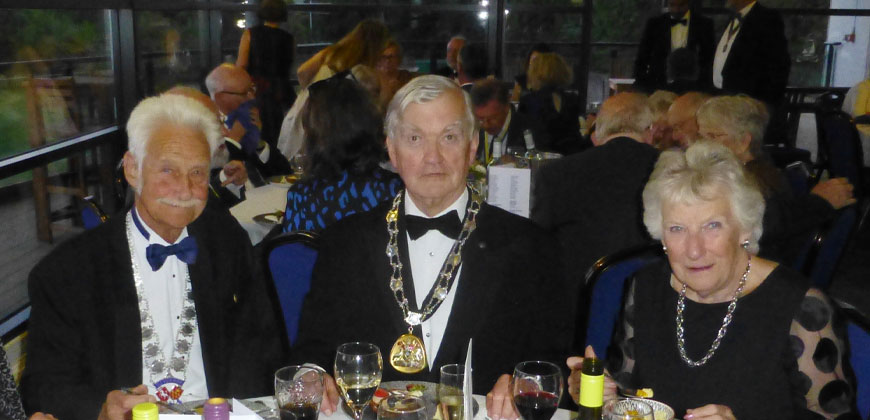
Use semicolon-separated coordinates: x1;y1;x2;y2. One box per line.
97;384;155;420
221;160;248;186
29;413;58;420
566;346;617;406
811;177;856;209
486;374;518;420
227;120;246;143
684;404;737;420
320;373;340;415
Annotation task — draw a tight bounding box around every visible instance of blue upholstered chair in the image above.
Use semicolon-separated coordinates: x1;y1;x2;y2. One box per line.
832;298;870;419
263;230;319;346
79;196;107;230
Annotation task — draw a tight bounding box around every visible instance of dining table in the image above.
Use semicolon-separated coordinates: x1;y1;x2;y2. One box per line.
230;182;292;245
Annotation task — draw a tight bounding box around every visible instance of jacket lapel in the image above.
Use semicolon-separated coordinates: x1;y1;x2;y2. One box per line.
109;215;146;387
186;219;223;393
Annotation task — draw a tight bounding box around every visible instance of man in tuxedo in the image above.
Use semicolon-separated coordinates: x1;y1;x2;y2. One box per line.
456;43;488;91
434;35;465;78
21;93;286;420
293;75;572;420
206;63;291;184
470;79;548;162
532;92;658;284
713;0;790;107
634;0;715;92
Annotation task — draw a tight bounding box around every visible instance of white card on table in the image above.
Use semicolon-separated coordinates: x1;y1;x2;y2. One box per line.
486;165;530;218
464;339;473;420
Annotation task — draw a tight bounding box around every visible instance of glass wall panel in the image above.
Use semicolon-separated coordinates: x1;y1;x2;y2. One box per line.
0;9;115;163
135;10;212;95
503;8;584;87
699;0;830;8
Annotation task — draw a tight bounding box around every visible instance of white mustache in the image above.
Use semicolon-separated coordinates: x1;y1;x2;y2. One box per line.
157;197;203;208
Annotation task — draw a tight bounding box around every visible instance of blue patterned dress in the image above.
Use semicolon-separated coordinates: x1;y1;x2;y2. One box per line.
283;168;403;232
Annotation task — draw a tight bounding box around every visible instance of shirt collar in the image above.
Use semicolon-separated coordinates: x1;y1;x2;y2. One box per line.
130;206;189;246
739;1;756;18
405;188;469;222
490;107;513;143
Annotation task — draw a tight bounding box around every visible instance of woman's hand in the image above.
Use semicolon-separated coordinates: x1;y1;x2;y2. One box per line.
566;346;617;406
684;404;736;420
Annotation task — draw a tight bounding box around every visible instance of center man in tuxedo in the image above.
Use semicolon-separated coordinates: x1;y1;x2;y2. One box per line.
634;0;715;92
293;75;572;420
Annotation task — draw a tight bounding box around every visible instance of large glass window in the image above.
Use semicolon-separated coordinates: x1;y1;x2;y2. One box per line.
136;10;212;95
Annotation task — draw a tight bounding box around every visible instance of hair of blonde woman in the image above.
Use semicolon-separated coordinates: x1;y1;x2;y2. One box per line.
322;19;392;73
526;52;573;91
696;95;769;159
385;75;475;142
350;64;381;103
595;92;654;139
126;93;223;188
649;90;678;120
642;141;765;253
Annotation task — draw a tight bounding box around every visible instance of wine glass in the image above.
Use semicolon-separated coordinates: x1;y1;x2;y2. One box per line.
376;394;428;420
334;342;383;420
603;399;653;420
275;365;324;420
438;364;465;420
511;361;563;420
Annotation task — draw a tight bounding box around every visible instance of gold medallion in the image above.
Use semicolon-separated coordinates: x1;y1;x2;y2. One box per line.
389;333;427;373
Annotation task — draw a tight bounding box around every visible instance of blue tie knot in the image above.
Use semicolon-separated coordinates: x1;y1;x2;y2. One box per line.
146;236;198;271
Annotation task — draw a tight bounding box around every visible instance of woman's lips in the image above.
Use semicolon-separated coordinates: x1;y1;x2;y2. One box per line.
688;264;713;272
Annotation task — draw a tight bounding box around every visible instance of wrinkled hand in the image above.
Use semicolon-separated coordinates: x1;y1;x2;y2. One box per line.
319;373;340;415
486;374;518;420
29;413;58;420
97;384;155;420
222;160;248;186
811;177;856;209
684;404;736;420
566;346;617;406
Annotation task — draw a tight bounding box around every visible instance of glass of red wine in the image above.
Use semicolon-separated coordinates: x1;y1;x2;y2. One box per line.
275;365;324;420
511;361;563;420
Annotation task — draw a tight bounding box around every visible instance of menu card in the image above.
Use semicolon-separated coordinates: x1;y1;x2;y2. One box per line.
486;164;530;218
463;339;473;420
159;398;260;420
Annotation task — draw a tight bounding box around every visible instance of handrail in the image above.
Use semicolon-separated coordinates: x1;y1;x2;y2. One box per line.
0;126;120;179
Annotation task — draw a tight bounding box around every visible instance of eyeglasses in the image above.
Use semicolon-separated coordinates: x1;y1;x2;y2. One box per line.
218;85;256;96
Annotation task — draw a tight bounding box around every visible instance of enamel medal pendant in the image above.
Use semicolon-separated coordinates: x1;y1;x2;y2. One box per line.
389;332;427;373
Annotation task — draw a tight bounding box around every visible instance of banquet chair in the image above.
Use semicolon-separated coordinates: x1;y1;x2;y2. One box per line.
805;207;857;291
831;298;870;419
79;196;108;230
578;243;664;358
263;230;319;346
815;109;865;199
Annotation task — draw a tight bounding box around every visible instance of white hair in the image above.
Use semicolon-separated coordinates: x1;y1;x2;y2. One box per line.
384;74;476;141
696;95;768;158
126;93;223;176
596;92;654;139
642;141;765;253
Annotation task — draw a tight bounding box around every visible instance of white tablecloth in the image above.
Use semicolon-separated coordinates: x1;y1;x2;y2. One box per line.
230;184;290;245
245;394;574;420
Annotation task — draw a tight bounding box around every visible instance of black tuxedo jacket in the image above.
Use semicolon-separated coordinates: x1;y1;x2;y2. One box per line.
720;3;790;106
21;208;287;420
531;137;659;283
476;108;550;162
634;12;715;91
292;198;574;393
226;139;291;185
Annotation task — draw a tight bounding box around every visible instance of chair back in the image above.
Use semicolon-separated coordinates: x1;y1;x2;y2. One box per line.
263;231;319;345
832;298;870;419
579;243;664;358
79;196;107;229
784;161;813;196
807;207;857;290
815;110;865;198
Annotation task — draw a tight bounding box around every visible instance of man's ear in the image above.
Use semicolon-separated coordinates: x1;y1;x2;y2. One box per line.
123;151;140;192
386;136;398;168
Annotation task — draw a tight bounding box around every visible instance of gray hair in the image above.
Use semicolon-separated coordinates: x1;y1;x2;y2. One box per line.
126;93;223;173
384;74;476;141
696;95;768;159
642;141;765;253
595;92;654;139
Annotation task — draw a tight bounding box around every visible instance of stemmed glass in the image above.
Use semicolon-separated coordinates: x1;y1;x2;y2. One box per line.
376;394;428;420
334;342;383;420
511;361;563;420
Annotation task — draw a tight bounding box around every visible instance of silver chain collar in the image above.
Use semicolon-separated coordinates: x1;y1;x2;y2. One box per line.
675;254;751;367
126;214;199;396
386;186;482;327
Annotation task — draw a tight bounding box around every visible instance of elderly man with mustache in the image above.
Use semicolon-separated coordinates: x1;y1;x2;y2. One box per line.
21;93;286;420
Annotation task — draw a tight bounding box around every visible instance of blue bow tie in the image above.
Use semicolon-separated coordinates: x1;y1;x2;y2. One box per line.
146;237;198;271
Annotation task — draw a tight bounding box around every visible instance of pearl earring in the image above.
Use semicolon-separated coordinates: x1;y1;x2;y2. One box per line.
741;240;750;250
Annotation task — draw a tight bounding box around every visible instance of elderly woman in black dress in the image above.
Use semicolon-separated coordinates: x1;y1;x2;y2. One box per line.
567;141;856;420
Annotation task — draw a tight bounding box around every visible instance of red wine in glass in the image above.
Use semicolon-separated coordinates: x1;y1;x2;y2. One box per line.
514;391;559;420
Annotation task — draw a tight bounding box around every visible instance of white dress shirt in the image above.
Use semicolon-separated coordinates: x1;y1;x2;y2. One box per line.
129;208;208;401
404;189;469;369
713;1;757;89
671;11;690;51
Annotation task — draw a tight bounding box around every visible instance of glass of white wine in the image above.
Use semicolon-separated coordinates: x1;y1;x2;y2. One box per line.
438;364;465;420
334;342;383;420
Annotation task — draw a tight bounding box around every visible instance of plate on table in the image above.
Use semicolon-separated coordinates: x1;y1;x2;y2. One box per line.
269;174;299;187
253;211;284;225
367;381;478;420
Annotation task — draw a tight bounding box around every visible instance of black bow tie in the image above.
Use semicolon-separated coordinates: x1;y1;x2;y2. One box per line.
406;211;462;240
670;17;687;26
